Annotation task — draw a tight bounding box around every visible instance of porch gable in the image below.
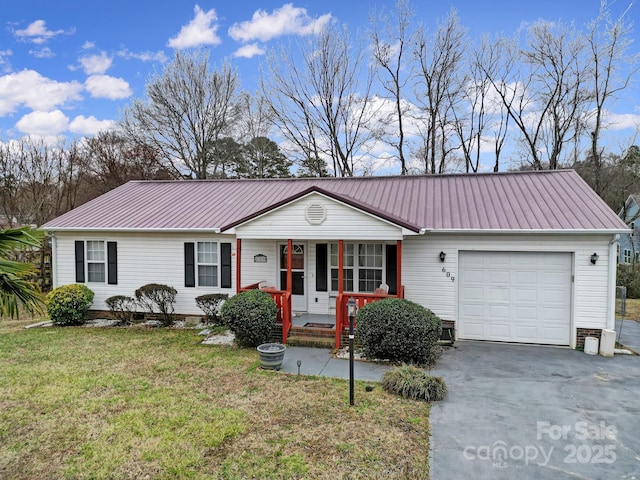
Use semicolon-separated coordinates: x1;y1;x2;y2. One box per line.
232;192;406;240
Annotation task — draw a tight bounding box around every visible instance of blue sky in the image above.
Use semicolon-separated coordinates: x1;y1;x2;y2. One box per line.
1;0;638;151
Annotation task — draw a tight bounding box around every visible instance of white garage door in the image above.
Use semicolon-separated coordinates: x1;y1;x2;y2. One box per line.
458;251;572;345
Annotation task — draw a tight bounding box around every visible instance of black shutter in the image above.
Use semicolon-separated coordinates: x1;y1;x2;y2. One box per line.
221;243;232;288
184;243;195;287
107;242;118;285
385;244;397;295
316;244;328;292
74;241;85;283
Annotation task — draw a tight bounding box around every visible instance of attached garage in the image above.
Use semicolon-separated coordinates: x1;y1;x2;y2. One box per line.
458;251;572;345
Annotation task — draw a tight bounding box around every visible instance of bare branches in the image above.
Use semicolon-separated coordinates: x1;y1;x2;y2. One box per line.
119;50;240;179
262;23;375;177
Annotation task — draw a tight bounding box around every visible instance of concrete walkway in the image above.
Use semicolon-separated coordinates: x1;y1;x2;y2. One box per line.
278;346;392;382
428;341;640;480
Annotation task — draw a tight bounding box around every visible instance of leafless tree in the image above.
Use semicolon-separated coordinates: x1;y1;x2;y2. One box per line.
413;8;467;174
371;0;415;175
485;21;590;170
120;50;240;179
584;0;640;193
451;35;510;173
0;137;83;226
262;24;375;177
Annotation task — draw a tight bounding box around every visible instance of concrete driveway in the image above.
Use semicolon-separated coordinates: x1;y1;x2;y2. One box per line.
428;341;640;479
616;318;640;353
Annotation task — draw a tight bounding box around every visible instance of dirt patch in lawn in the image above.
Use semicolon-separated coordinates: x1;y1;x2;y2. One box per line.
0;319;431;479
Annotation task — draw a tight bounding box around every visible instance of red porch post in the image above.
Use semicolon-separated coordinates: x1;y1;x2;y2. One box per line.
396;239;402;297
236;238;242;292
338;240;344;296
287;238;293;296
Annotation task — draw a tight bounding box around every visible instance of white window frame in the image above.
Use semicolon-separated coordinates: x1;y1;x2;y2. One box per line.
623;248;632;264
86;240;106;283
329;242;385;293
197;241;219;287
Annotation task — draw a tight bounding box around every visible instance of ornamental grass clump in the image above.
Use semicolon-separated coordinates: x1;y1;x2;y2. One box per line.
382;365;447;402
355;298;442;365
221;290;277;347
45;284;94;326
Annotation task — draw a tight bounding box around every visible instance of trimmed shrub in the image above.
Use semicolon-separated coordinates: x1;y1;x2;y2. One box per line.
355;298;442;365
221;290;277;347
382;365;447;402
45;284;94;326
195;293;229;325
134;283;177;326
105;295;137;325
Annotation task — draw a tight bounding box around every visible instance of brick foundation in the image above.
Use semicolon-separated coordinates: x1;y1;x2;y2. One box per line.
576;328;602;349
86;309;204;323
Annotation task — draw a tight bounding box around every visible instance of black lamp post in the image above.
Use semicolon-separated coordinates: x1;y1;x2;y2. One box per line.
347;296;357;406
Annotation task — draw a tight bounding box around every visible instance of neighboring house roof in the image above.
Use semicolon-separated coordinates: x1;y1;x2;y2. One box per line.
42;169;628;233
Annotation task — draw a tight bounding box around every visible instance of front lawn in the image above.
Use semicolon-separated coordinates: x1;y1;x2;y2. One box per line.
0;320;430;479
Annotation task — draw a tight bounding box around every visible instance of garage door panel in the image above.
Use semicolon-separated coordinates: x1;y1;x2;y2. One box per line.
459;251;571;345
487;287;509;302
514;288;537;302
488;271;510;284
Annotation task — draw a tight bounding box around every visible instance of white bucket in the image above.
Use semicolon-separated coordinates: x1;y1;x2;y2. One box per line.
584;336;599;355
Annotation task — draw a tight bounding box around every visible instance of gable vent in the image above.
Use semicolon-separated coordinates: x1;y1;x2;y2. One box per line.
305;203;327;225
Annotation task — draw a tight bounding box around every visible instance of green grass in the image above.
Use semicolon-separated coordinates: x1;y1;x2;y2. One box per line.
0;320;431;479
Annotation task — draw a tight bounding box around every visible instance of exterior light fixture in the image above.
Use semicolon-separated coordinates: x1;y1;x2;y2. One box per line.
439;251;446;262
347;296;358;406
590;253;599;265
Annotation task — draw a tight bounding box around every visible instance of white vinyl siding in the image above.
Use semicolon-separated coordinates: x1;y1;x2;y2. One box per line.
402;233;615;347
235;192;404;240
54;232;235;315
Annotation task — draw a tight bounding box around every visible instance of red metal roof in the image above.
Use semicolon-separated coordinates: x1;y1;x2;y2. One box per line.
42;170;628;233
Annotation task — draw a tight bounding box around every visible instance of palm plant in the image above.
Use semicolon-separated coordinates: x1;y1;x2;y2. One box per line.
0;226;45;318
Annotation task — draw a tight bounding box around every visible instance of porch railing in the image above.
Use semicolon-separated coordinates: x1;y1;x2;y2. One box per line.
335;286;405;349
239;283;292;344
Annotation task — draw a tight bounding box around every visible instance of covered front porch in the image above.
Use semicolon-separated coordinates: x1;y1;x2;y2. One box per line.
236;238;405;348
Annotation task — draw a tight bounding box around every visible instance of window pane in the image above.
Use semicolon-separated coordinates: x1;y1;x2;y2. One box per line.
88;263;105;283
331;268;354;291
86;241;105;261
198;265;218;287
197;242;217;264
358;269;382;293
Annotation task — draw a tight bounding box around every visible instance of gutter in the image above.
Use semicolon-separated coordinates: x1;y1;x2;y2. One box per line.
41;227;223;234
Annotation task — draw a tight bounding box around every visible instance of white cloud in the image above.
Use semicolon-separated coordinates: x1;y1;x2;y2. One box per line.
14;20;72;44
85;75;132;99
15;110;69;136
233;43;265;58
602;111;640;131
229;4;332;42
69;115;114;135
0;49;12;73
29;47;55;58
82;41;95;50
167;5;221;49
117;48;168;63
79;52;112;74
0;70;82;115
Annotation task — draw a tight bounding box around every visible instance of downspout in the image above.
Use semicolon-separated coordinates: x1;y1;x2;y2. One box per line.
50;232;58;288
607;234;620;331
